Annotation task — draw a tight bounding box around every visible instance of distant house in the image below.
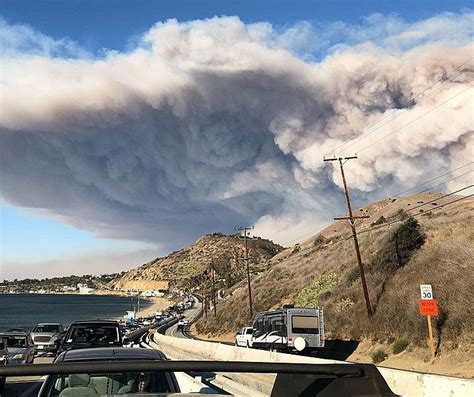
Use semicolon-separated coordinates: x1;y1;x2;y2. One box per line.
77;283;94;295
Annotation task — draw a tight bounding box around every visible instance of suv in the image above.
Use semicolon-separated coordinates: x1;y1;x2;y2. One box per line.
235;326;253;347
0;337;7;392
57;320;123;356
0;330;36;365
31;323;65;354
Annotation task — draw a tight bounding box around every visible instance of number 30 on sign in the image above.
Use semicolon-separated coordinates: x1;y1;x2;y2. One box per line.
420;284;433;300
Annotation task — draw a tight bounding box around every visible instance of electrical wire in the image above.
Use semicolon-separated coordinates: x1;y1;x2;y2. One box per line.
326;56;473;156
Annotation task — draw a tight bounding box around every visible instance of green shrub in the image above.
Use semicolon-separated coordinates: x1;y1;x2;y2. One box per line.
313;235;326;247
335;298;354;312
392;339;409;354
296;273;339;307
373;216;387;225
292;244;301;254
371;349;388;363
346;267;359;284
370;217;425;273
397;208;408;220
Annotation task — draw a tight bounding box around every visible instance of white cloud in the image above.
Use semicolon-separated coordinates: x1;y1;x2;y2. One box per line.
0;12;472;254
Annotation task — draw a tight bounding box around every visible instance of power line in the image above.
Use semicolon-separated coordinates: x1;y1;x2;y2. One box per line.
357;85;472;154
403;184;473;214
327;56;473;156
279;163;473;248
391;161;473;198
417;169;473;195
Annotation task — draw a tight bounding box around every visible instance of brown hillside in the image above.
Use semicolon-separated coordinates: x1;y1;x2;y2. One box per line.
110;233;283;291
196;193;474;352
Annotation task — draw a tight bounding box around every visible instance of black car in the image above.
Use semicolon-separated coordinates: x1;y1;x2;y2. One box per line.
38;347;180;396
57;320;124;356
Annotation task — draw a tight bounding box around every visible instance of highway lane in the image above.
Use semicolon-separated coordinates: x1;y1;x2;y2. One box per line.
165;295;202;339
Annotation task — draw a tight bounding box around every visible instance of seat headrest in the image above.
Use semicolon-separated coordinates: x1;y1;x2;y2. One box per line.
68;374;90;387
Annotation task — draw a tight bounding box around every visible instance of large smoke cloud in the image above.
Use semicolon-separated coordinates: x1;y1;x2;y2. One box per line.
0;13;473;249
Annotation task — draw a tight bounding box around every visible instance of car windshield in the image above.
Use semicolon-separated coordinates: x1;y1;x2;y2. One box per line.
4;336;27;348
67;326;119;345
33;325;60;333
43;371;176;396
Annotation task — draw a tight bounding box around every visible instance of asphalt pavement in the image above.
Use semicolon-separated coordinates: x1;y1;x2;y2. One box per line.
165;296;202;339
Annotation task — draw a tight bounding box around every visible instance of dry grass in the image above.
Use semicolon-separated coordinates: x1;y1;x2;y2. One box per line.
196;194;474;352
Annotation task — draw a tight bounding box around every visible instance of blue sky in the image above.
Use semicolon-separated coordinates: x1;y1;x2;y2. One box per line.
1;0;471;53
0;1;472;280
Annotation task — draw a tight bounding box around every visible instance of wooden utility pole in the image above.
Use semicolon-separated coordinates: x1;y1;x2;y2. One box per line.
235;226;254;317
211;259;217;317
324;155;373;317
203;282;208;319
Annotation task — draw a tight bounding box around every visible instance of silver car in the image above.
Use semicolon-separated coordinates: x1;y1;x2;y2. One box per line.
31;323;64;354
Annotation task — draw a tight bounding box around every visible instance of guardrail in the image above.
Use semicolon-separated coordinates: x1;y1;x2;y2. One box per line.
150;332;474;397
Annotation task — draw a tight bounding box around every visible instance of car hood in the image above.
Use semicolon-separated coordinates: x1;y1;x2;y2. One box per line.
7;347;27;356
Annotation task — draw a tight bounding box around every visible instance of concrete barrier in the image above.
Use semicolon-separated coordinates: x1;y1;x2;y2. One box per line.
151;332;474;397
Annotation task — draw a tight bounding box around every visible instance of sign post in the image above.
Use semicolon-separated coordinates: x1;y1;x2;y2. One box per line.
419;284;437;363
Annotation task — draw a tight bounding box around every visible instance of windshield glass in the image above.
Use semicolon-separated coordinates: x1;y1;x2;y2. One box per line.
44;372;176;395
33;325;60;333
67;325;119;345
4;336;27;348
291;316;319;334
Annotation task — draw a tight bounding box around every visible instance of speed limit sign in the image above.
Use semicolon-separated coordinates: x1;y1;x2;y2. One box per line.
420;284;433;300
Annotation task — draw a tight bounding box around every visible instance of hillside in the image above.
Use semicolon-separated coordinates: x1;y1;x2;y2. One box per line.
111;233;283;291
194;192;474;374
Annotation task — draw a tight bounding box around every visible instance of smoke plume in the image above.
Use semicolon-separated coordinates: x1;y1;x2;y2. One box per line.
1;13;473;249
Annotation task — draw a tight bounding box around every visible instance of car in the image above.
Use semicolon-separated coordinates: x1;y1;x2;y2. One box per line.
31;323;65;354
0;336;7;393
57;319;124;356
176;319;185;331
38;347;181;396
235;326;253;347
0;330;36;365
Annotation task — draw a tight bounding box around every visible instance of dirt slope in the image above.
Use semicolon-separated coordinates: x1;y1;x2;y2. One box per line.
196;193;473;362
111;233;283;291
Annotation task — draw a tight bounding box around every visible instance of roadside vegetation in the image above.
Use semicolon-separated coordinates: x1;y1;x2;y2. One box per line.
195;194;474;357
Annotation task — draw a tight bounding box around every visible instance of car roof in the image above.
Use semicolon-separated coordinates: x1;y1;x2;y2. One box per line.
56;347;166;362
35;323;62;326
0;331;29;337
69;319;119;325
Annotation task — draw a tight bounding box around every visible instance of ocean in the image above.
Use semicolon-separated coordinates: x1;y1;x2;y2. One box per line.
0;293;151;331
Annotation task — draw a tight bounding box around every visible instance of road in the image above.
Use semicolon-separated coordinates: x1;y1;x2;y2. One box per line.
165;296;202;339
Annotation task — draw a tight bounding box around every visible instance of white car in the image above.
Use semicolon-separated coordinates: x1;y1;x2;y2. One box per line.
235;327;253;347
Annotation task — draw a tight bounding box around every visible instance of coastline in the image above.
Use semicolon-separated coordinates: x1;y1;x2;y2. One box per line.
115;296;172;321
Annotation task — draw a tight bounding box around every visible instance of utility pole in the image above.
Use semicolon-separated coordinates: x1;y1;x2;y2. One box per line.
324;155;373;317
203;281;208;319
235;226;254;318
211;259;217;317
